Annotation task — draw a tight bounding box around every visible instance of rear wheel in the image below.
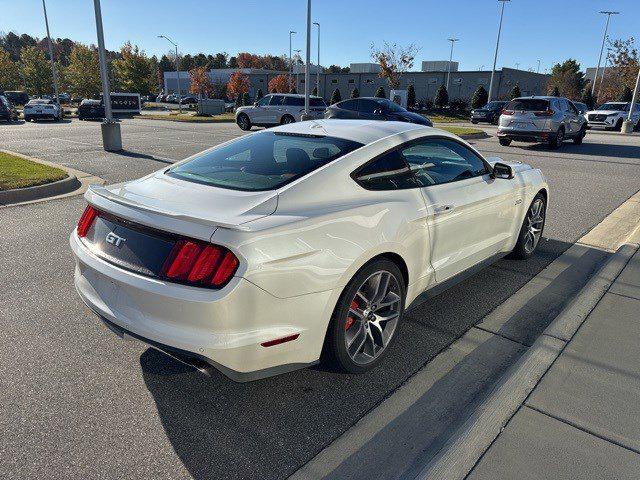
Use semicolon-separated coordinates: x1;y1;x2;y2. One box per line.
615;118;623;132
236;113;251;131
549;128;564;149
573;126;586;144
499;138;512;146
280;114;295;125
510;193;546;260
471;120;478;124
324;259;406;374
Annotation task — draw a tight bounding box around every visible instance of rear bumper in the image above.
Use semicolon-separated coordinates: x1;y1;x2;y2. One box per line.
70;230;333;381
497;129;551;142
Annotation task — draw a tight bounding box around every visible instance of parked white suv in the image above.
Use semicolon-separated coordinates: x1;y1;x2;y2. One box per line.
586;102;640;131
23;98;63;122
235;94;327;130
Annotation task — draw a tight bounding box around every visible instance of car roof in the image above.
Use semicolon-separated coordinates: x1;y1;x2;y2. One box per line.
268;93;322;98
268;119;435;144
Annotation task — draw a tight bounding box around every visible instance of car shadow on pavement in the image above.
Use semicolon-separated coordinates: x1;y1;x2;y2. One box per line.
116;150;174;164
139;237;606;480
517;142;640;161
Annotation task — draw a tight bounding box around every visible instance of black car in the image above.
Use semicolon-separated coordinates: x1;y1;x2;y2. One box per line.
3;90;29;106
0;94;19;122
77;99;105;120
325;97;433;126
470;101;507;125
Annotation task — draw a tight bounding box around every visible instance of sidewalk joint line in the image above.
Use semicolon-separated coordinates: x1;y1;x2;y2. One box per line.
608;290;640;302
472;325;529;347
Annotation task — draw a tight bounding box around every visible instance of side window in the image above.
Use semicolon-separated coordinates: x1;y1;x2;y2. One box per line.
358;99;380;114
256;95;271;107
270;95;285;106
286;97;304;107
400;138;488;187
353;151;418;190
338;99;358;111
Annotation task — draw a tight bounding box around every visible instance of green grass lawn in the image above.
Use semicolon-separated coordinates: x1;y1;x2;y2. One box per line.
439;126;485;136
0;152;68;191
135;112;235;123
427;113;470;123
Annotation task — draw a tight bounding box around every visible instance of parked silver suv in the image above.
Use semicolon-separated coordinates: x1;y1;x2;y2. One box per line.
235;93;327;130
497;96;587;149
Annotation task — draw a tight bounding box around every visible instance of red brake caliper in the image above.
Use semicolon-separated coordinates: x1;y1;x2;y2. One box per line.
345;300;358;330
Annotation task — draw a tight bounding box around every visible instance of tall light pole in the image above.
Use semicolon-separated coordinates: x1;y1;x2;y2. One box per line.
41;0;60;108
488;0;510;102
294;49;302;91
158;35;181;113
93;0;121;151
303;0;312;119
597;47;613;102
536;59;541;74
313;21;320;97
446;38;459;91
289;30;296;86
592;11;619;96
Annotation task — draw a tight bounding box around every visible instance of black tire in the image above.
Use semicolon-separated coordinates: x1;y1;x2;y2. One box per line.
548;127;564;149
499;138;512;146
280;114;295;125
236;113;251;131
615;119;623;132
573;126;586;145
471;120;478;124
492;115;500;125
510;193;546;260
323;259;406;374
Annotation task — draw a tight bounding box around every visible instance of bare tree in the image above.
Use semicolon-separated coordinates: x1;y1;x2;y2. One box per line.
370;42;419;89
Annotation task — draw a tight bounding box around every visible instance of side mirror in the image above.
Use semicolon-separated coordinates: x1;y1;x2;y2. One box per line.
492;162;513;180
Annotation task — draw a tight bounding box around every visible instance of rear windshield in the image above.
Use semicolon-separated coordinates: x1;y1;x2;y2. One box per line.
484;101;506;110
167;131;363;191
505;99;549;111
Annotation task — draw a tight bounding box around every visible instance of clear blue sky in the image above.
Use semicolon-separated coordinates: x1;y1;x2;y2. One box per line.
1;0;638;72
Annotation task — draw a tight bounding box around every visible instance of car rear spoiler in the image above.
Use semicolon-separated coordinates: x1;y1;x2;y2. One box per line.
85;184;251;231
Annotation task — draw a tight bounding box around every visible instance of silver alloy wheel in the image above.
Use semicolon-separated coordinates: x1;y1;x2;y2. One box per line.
282;115;293;124
524;198;545;254
344;270;401;365
238;115;249;130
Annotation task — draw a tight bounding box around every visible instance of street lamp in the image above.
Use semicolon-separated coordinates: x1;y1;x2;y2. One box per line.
313;21;320;97
93;0;121;151
158;35;181;113
446;38;459;91
537;59;541;74
289;30;296;85
303;0;312;119
488;0;510;102
41;0;60;108
591;11;619;96
294;49;302;92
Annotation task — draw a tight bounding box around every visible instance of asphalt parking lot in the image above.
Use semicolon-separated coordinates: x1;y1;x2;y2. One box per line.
2;118;640;480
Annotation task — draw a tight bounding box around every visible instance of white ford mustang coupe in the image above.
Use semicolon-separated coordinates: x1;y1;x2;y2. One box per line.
71;120;548;381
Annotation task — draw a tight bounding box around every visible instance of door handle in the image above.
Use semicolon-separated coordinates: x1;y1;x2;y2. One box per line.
434;204;455;214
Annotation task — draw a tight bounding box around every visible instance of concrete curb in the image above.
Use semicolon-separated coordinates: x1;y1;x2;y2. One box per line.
0;149;106;207
459;132;490;140
416;243;638;480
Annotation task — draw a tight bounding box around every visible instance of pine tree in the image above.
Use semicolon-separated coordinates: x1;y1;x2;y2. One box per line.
375;86;386;98
235;95;243;108
312;86;318;96
581;87;595;110
241;92;251;106
510;83;521;99
255;88;264;102
434;84;449;108
330;88;342;105
350;87;360;99
471;85;489;109
407;84;416;109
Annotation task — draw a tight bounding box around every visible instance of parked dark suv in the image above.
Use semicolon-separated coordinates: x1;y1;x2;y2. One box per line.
77;99;105;120
0;94;19;122
470;101;507;125
324;97;433;126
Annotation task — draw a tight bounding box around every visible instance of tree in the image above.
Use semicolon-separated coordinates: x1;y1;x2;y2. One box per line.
350;87;360;99
598;38;639;103
510;83;521;99
227;71;250;99
581;87;595;110
551;85;560;97
546;59;585;100
241;92;251;106
179;54;194;71
268;74;292;93
407;84;416;108
20;46;52;97
159;54;175;72
189;66;215;98
65;44;102;99
235;95;242;108
327;65;349;73
434;84;449;108
375;86;386;98
112;42;155;95
228;56;238;68
370;41;419;88
619;85;633;102
0;49;22;90
471;85;489;109
330;88;341;104
312;86;318;96
207;52;228;69
255;88;264;102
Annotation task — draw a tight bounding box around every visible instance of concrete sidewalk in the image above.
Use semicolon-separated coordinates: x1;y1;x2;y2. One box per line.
467;246;640;480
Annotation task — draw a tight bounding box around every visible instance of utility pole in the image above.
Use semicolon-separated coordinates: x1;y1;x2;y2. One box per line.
592;11;619;96
41;0;60;109
622;66;640;134
446;38;459;91
537;59;541;74
313;22;320;97
289;31;296;87
93;0;121;151
158;35;181;113
302;0;312;120
488;0;510;102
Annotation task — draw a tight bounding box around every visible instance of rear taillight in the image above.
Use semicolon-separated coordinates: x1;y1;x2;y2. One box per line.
534;109;554;117
77;205;98;237
501;109;514;116
161;239;238;288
